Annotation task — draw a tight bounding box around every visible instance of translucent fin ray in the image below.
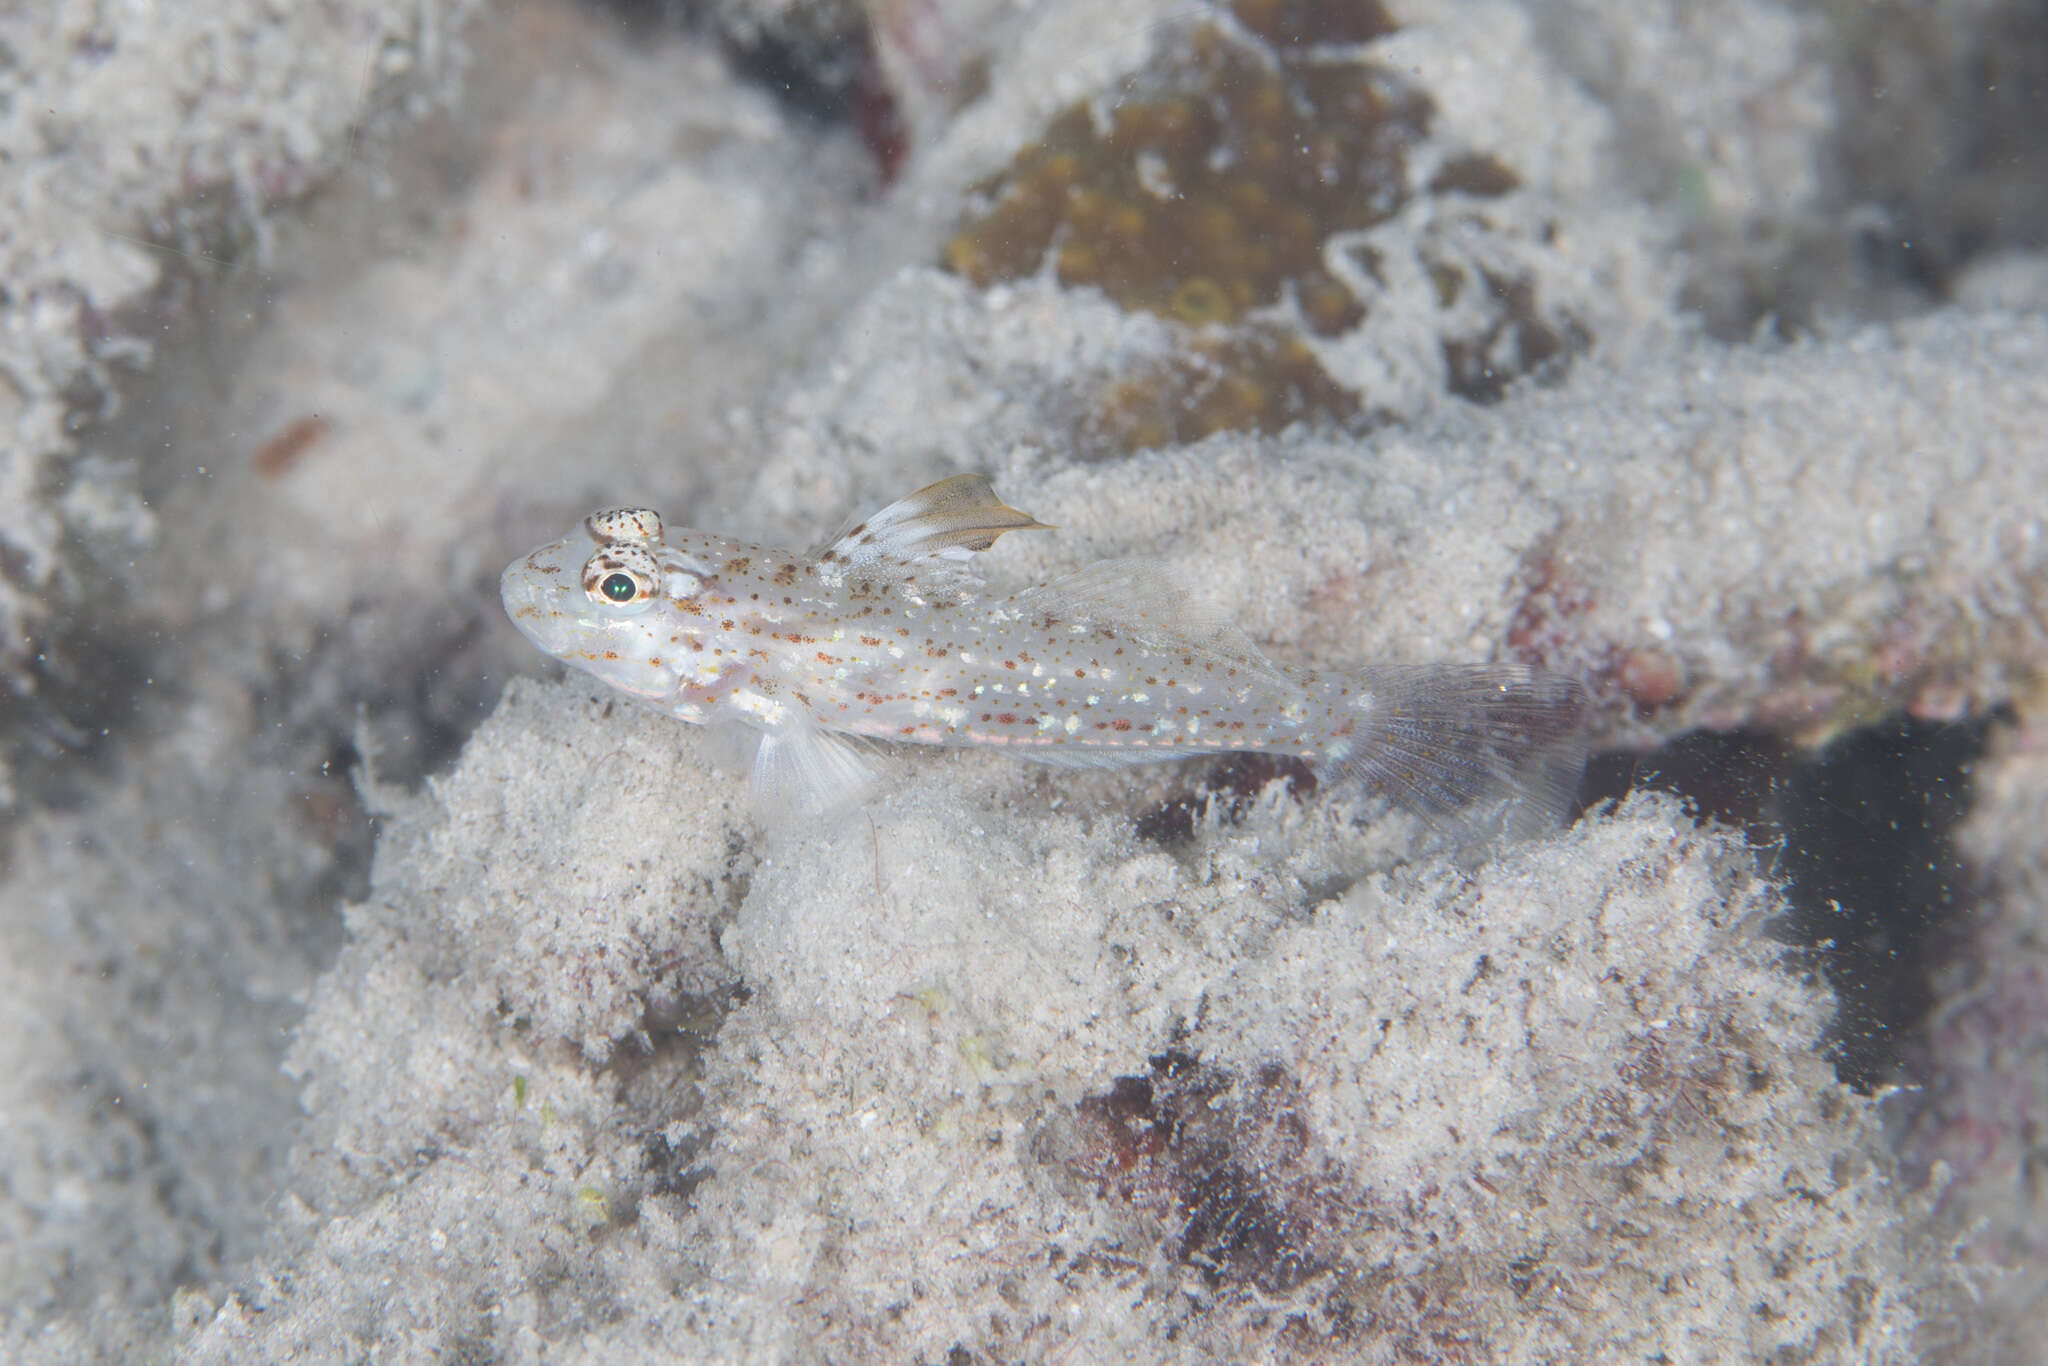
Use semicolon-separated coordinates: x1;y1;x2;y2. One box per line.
1016;558;1285;684
819;474;1049;571
748;718;878;824
1324;664;1588;837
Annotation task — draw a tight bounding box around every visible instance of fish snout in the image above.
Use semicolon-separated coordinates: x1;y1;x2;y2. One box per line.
500;543;583;658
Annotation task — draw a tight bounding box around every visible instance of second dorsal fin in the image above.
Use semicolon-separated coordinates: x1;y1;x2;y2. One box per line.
817;474;1049;573
1018;558;1286;683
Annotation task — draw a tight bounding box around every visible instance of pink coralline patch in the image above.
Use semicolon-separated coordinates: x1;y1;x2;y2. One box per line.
1872;607;1943;688
1506;516;2035;738
1909;956;2048;1216
1617;646;1685;711
251;153;310;208
1908;680;1973;721
1506;539;1697;718
853;48;908;183
1505;538;1602;676
865;0;990;179
1750;682;1847;731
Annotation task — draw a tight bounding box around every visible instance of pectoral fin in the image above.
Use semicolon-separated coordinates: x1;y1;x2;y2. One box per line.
748;718;878;825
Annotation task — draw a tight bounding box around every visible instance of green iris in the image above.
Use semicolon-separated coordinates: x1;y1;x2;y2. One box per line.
601;572;638;603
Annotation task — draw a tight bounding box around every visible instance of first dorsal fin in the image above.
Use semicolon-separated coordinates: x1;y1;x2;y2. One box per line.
817;474;1049;573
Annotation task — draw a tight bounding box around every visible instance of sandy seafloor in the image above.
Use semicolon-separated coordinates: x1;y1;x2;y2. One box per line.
3;0;2047;1360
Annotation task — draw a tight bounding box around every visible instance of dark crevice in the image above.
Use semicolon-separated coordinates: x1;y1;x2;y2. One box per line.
1136;752;1319;846
1832;0;2048;297
1578;714;1997;1093
1065;1051;1340;1295
1771;715;1994;1093
639;1127;715;1204
0;607;162;812
608;981;749;1226
587;0;877;128
1137;713;1992;1094
580;1;909;182
1575;727;1791;838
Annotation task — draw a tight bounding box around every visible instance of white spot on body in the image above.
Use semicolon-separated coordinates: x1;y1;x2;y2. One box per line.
733;689;784;726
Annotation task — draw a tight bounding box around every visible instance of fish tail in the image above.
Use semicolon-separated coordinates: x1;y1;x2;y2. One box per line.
1321;664;1589;837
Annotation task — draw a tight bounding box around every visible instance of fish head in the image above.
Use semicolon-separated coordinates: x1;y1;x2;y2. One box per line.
501;508;724;706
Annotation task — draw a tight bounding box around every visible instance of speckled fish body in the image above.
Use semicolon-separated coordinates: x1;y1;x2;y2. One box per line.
502;475;1586;827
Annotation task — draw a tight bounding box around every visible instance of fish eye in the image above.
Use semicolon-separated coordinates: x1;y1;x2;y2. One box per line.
581;544;661;609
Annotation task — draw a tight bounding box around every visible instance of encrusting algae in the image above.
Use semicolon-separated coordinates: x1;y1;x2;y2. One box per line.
941;0;1585;455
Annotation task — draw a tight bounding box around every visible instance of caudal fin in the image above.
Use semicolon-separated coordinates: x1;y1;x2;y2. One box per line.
1325;664;1589;838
